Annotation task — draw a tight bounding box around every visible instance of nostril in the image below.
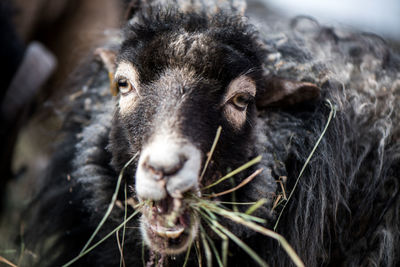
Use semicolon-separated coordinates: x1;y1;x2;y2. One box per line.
164;155;187;176
142;154;187;180
143;161;164;180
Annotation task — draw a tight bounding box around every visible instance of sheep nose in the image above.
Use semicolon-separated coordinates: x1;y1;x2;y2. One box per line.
135;136;202;201
142;154;187;181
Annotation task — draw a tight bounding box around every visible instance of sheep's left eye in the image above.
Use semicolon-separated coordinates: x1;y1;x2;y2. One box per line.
117;78;133;95
231;93;252;110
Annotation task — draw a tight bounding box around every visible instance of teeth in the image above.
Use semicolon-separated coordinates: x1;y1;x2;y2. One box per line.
157;206;163;213
143;196;189;239
161;228;184;239
173;198;182;211
150;223;185;239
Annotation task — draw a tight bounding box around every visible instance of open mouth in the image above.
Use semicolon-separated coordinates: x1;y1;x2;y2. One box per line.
140;194;199;255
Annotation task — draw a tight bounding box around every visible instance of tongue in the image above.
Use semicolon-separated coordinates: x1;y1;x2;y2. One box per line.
179;213;190;228
154;195;177;214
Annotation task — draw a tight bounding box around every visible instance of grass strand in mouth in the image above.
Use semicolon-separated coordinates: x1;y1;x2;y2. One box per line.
142;241;146;267
273;99;336;232
197;208;268;267
0;256;18;267
79;152;139;254
194;198;266;224
214;224;228;266
200;126;222;182
245;198;268;215
62;206;143;267
229;177;238;212
205;168;263;198
195;240;203;267
182;241;192;267
196;207;229;266
202;155;262;190
116;230;124;267
63;153;139;267
215;201;257;205
196;200;304;267
118;182;128;267
200;224;224;267
200;230;212;267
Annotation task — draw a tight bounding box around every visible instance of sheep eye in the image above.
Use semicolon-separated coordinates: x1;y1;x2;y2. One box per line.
117;78;133;95
231;93;252;110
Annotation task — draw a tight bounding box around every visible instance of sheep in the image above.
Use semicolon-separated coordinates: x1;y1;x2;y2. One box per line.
23;0;400;266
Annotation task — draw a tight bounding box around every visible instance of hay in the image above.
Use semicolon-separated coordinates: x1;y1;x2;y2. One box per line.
273;99;336;231
202;156;262;190
0;256;18;267
62;153;141;267
62;207;143;267
191;196;304;267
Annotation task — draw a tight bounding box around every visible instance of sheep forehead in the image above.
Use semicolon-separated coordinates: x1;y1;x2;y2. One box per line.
147;68;205;124
156;67;199;90
169;32;212;58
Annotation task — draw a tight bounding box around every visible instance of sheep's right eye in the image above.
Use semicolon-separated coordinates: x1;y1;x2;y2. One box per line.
117;78;133;95
231;93;252;111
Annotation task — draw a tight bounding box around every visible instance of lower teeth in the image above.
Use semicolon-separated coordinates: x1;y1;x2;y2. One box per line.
151;224;185;239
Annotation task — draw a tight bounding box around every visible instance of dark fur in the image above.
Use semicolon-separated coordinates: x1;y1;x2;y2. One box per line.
24;1;400;267
0;0;25;214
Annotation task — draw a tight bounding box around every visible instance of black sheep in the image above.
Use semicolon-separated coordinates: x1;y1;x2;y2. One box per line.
24;0;400;266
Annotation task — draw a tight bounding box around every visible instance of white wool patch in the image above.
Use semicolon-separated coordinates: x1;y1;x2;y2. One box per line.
169;32;211;59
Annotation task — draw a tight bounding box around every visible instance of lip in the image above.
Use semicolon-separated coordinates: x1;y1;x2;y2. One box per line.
140;196;199;254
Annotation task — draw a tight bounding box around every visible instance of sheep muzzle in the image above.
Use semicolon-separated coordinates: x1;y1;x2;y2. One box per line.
135;134;201;254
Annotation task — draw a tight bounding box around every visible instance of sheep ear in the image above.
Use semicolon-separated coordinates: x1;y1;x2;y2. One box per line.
94;48;118;96
256;76;320;108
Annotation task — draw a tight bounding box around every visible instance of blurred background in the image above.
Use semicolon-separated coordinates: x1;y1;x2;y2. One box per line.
0;0;399;264
265;0;400;40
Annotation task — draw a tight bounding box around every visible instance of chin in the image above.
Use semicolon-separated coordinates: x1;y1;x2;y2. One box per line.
140;195;200;255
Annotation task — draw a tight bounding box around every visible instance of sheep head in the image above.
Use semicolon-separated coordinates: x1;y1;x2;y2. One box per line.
102;10;320;255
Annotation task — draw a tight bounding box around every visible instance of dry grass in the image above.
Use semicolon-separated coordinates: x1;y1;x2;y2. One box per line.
190;195;304;267
273;99;336;231
62;152;141;267
0;256;18;267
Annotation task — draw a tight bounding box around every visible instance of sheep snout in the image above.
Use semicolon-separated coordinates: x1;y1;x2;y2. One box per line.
135;136;202;200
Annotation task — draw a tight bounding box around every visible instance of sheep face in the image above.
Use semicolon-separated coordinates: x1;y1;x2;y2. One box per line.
112;60;259;255
107;10;319;255
108;12;265;255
